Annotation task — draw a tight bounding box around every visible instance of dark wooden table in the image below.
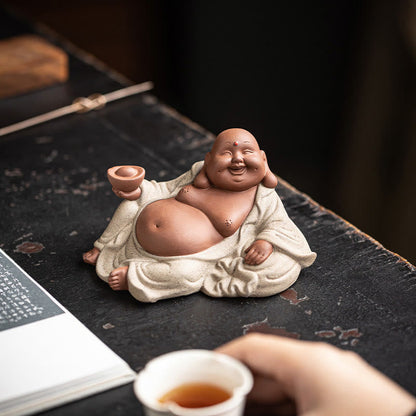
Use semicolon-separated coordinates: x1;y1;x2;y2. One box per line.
1;6;415;415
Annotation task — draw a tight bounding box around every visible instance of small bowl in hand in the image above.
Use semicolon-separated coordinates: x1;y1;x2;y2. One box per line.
107;165;145;193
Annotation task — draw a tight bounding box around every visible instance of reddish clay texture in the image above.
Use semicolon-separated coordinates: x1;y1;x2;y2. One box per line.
116;166;138;177
279;288;309;305
315;327;363;343
107;165;145;193
315;330;337;338
15;241;44;254
333;326;363;340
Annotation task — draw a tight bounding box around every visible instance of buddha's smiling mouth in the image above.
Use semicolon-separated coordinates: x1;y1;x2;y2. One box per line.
228;165;246;175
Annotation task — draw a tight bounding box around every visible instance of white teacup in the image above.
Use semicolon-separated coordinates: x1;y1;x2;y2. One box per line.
134;349;253;416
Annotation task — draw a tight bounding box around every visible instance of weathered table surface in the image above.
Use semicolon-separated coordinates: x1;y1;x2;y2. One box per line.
0;6;415;416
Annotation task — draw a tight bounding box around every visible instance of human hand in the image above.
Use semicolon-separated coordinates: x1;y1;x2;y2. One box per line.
112;186;142;200
244;240;273;265
216;334;416;416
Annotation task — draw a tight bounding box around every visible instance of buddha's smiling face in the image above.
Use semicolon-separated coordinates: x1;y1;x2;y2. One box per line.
205;129;267;191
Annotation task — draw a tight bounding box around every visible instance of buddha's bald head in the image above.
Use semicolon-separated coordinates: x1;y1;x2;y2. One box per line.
210;128;260;154
193;128;277;190
199;128;266;191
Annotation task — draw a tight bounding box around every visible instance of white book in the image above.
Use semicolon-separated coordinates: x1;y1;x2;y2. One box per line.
0;249;136;416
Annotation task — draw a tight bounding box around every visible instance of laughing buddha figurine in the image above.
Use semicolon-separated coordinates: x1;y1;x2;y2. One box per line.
83;128;316;302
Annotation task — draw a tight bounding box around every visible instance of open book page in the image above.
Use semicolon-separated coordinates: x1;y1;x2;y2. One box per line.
0;249;135;416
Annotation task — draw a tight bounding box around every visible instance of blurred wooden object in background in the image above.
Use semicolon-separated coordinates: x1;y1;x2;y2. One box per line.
0;34;68;98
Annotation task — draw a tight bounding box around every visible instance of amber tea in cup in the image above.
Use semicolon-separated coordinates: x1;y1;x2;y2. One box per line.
159;382;231;408
134;349;253;416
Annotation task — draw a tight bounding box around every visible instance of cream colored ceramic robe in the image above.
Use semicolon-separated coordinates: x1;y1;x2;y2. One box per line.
94;161;316;302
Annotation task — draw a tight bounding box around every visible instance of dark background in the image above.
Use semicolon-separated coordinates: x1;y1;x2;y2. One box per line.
2;0;416;264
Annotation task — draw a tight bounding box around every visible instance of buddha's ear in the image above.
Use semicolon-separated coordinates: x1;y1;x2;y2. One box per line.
193;153;212;189
261;150;278;188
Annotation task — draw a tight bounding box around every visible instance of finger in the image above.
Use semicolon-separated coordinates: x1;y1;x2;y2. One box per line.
244;244;254;254
216;334;308;395
244;255;255;265
244;253;252;264
250;253;264;265
248;251;264;265
118;188;141;201
244;249;257;264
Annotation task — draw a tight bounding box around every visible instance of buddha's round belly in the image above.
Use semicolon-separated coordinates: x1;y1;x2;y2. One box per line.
136;198;223;256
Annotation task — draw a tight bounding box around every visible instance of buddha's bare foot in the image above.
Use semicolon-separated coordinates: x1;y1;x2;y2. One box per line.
108;266;128;291
83;247;100;265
